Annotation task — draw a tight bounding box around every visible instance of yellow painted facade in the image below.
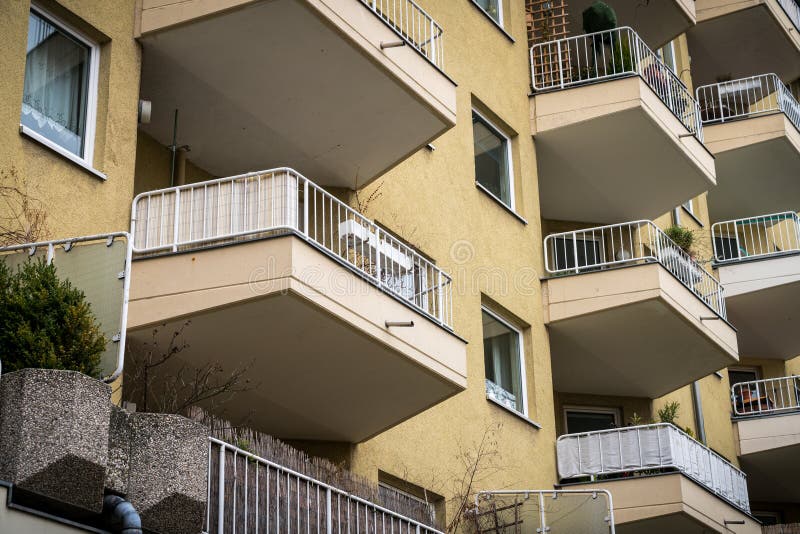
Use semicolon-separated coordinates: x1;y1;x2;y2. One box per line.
1;0;799;531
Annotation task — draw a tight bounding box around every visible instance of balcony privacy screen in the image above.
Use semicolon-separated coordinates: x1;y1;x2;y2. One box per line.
557;424;750;513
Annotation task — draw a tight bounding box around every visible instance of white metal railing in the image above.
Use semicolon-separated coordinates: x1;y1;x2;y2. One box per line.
474;490;615;533
696;74;800;133
130;168;453;329
360;0;444;70
732;375;800;417
557;423;750;514
530;27;703;139
206;438;443;534
0;233;132;383
778;0;800;33
544;220;727;319
711;211;800;264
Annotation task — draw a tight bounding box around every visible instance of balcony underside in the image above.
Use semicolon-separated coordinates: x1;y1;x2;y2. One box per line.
717;255;800;359
705;114;800;221
126;236;467;443
736;413;800;503
543;263;738;398
563;0;695;49
578;474;759;534
689;0;800;87
136;0;456;189
532;77;715;224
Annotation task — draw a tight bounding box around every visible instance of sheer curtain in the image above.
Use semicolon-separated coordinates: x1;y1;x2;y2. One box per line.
21;11;90;157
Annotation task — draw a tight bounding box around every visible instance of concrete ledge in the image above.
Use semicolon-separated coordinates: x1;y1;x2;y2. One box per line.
0;369;111;513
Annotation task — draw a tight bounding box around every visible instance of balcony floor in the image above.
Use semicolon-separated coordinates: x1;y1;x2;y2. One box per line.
565;474;759;534
137;0;456;189
717;254;800;359
543;263;738;398
736;412;800;503
705;114;800;221
126;236;467;442
689;0;800;87
532;77;715;224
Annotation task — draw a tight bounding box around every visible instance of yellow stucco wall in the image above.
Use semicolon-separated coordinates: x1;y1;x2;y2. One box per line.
0;0;140;240
346;1;558;524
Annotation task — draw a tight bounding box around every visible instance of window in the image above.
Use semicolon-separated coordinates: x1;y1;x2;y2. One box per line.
473;111;513;209
21;6;99;164
658;42;677;74
474;0;502;25
378;474;444;528
682;199;694;214
551;236;603;271
729;367;760;388
564;407;620;434
482;308;525;414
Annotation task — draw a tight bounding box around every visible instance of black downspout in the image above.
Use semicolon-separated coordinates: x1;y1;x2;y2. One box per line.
103;495;142;534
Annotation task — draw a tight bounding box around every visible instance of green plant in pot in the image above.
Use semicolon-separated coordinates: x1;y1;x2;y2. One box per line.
665;224;695;255
582;1;617;34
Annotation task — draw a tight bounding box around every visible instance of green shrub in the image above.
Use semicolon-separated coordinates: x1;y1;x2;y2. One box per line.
0;258;106;377
582;1;617;34
665;225;695;253
657;401;681;425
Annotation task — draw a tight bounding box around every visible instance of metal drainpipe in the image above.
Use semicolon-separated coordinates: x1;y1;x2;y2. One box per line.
691;381;707;444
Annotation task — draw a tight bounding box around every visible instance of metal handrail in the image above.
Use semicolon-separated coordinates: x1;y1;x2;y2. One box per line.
206;437;443;533
732;375;800;417
474;490;616;533
530;26;704;140
360;0;444;69
130;168;453;329
696;74;800;133
556;423;750;514
543;220;727;319
711;211;800;264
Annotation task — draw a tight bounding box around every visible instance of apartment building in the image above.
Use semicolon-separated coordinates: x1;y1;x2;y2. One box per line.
0;0;799;532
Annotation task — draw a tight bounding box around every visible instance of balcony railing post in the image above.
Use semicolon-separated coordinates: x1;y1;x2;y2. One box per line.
429;18;435;63
217;444;225;534
326;487;333;534
557;40;564;89
375;226;383;284
303;178;309;237
172;188;181;252
572;231;579;273
437;270;444;325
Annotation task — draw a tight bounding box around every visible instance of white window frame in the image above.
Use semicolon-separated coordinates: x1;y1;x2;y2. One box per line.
658;41;677;74
472;109;515;211
481;306;528;417
21;4;101;174
563;405;621;435
472;0;504;27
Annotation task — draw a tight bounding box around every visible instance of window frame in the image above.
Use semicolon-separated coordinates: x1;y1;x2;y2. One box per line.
21;4;101;172
474;0;503;27
472;109;515;212
728;366;761;386
481;306;528;417
563;405;621;435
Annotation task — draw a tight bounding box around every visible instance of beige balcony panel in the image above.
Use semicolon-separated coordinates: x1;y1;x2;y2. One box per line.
717;254;800;359
561;0;695;49
578;474;760;534
127;236;467;443
705;114;800;220
532;77;716;224
689;0;800;87
543;263;738;398
735;413;800;503
136;0;456;189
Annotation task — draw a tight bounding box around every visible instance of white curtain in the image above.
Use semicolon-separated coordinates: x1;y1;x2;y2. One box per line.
21;11;89;157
